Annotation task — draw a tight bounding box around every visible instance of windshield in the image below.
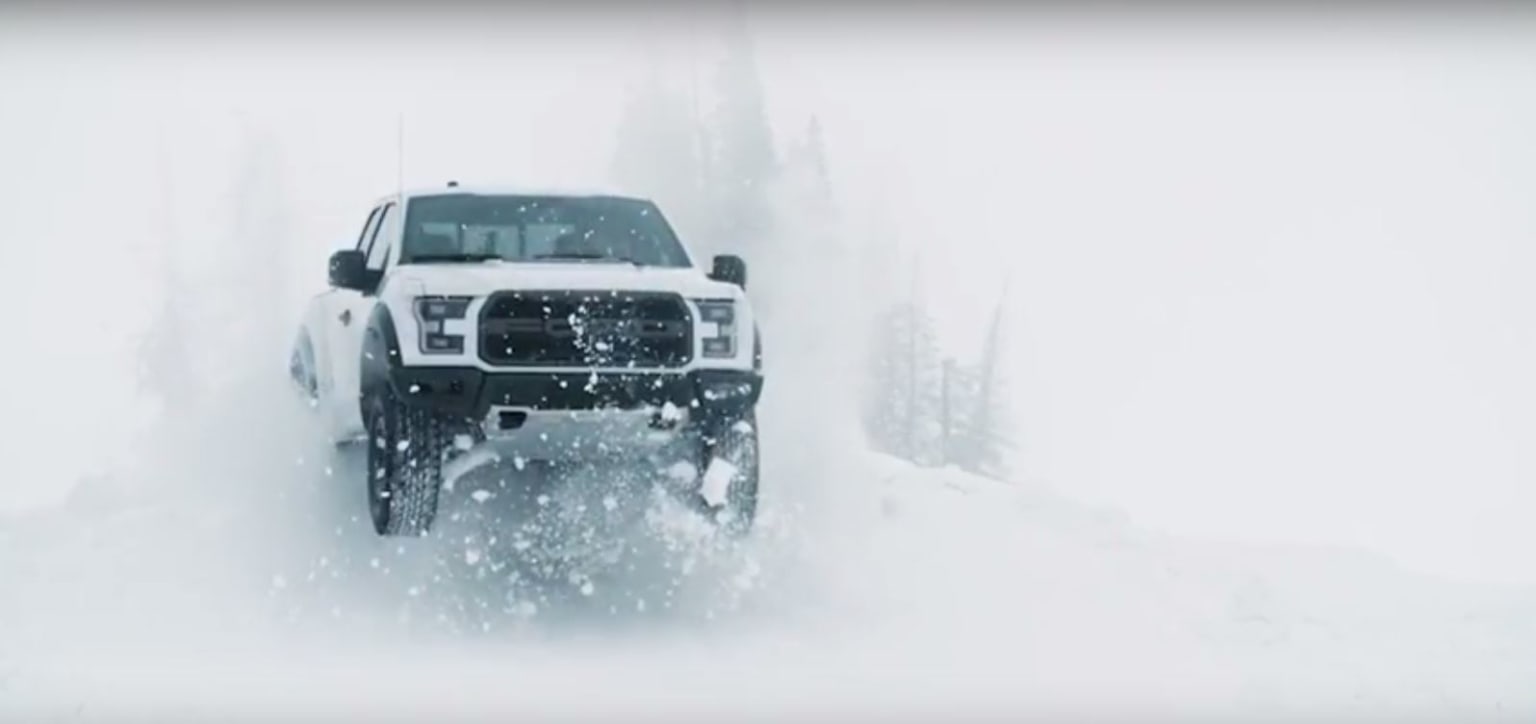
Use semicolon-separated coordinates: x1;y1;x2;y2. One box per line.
399;194;693;267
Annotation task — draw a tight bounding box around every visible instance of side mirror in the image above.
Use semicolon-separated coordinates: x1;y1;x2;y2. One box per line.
709;254;748;289
328;249;369;291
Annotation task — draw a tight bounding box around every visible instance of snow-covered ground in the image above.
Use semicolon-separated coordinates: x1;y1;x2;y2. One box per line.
3;360;1534;722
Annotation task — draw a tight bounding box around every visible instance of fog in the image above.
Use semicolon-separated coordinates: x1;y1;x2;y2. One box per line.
4;5;1536;717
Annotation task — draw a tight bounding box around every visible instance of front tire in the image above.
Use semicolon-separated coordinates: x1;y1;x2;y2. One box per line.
697;411;760;537
365;387;450;537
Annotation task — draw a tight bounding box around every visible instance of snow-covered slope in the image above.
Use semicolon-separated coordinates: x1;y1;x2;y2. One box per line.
2;366;1534;721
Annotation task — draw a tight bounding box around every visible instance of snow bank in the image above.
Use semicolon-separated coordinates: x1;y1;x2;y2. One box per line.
5;415;1534;722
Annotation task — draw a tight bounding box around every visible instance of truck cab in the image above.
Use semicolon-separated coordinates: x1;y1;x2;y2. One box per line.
291;184;763;537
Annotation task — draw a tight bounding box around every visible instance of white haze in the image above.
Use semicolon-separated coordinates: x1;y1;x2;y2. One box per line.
3;5;1536;720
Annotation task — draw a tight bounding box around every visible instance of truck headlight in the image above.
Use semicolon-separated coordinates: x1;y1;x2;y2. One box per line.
696;300;736;358
414;296;472;354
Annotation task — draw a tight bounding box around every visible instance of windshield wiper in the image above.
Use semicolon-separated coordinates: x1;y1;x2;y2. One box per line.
532;252;644;266
406;253;502;264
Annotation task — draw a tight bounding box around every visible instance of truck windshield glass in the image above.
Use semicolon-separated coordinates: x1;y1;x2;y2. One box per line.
400;194;692;267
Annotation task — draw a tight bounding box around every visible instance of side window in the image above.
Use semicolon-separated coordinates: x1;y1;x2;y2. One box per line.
365;203;396;271
356;205;383;250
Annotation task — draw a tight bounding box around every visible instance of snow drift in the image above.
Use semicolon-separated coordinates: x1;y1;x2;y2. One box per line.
3;362;1534;721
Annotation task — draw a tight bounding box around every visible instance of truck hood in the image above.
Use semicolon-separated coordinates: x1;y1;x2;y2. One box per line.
389;262;743;300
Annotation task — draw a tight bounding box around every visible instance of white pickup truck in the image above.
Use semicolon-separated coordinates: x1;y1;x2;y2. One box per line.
289;183;763;537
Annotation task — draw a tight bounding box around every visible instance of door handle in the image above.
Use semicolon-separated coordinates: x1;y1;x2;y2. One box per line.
339;309;352;326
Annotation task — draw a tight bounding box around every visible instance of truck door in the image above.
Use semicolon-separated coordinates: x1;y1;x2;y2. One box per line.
329;201;395;437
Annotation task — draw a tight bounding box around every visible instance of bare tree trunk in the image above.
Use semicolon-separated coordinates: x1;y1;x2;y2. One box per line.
941;357;954;467
904;260;920;462
970;282;1009;475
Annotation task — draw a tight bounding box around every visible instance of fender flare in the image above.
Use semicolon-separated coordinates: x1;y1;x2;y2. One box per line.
360;302;403;403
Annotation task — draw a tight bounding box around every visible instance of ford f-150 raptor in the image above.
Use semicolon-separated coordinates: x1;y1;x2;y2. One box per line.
289;183;763;538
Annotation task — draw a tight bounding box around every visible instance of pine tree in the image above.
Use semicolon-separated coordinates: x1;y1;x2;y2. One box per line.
948;286;1016;478
752;113;849;347
221;122;294;377
863;260;944;464
609;70;710;245
799;116;833;215
778;116;834;221
708;8;778;259
137;133;199;411
139;238;198;411
771;115;839;273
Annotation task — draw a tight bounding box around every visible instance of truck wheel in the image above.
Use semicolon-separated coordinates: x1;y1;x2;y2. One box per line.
364;387;449;537
699;411;760;537
289;334;318;401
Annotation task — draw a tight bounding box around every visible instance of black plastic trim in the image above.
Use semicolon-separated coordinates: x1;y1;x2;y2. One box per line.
476;290;695;368
386;367;763;422
360;304;402;399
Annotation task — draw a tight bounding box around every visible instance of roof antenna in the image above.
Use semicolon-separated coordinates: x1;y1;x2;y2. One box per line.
396;111;405;198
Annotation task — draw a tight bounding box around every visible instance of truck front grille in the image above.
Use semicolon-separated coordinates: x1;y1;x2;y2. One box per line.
478;291;693;368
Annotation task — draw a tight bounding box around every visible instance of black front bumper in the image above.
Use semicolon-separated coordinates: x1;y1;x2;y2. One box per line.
388;366;763;423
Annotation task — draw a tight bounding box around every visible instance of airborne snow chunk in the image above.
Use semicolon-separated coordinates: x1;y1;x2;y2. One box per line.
699;458;738;507
667;461;699;485
443;446;499;490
